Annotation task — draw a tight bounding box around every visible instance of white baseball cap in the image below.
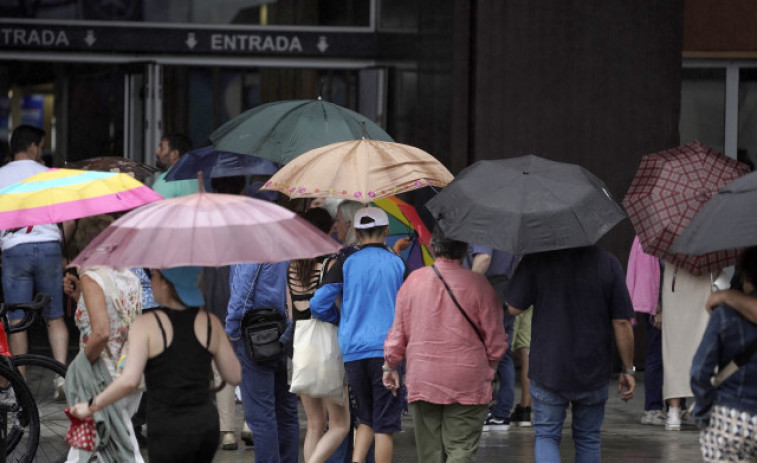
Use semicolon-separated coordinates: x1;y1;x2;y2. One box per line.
353;207;389;229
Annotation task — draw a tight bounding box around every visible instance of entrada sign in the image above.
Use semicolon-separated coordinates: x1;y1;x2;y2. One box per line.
0;21;378;57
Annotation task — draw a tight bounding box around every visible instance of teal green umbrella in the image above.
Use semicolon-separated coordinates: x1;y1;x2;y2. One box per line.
210;98;394;165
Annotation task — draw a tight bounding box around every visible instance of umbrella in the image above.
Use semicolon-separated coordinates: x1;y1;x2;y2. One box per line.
69;192;341;268
0;168;163;229
622;141;749;275
670;171;757;255
374;196;435;270
209;98;394;165
425;155;626;255
261;139;454;203
165;146;280;182
66;157;158;182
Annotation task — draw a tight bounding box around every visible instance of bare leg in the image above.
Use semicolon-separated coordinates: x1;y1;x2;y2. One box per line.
47;317;69;365
301;395;326;463
518;348;531;407
374;433;394;463
309;388;350;463
669;398;680;407
352;424;375;463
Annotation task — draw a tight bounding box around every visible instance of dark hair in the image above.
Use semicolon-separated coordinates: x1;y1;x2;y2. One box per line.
430;226;467;260
154;270;184;307
211;176;246;195
75;215;114;251
163;133;193;158
10;125;45;156
738;246;757;289
291;208;335;285
355;225;388;241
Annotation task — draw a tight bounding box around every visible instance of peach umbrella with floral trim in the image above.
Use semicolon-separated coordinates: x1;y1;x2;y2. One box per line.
260;138;454;204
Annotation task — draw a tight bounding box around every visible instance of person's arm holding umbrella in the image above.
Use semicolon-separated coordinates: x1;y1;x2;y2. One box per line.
706;290;757;324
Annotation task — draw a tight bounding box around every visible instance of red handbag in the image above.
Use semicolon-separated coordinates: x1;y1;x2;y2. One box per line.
64;407;97;451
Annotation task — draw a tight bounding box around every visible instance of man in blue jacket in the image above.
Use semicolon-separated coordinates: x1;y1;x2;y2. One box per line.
311;207;408;463
226;260;298;463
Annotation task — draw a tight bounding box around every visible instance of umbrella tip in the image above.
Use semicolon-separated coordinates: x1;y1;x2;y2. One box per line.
361;121;366;140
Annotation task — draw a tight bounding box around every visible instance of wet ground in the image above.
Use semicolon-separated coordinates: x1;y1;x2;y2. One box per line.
206;373;703;462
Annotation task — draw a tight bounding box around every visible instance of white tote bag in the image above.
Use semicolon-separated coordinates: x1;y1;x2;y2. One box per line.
290;319;345;405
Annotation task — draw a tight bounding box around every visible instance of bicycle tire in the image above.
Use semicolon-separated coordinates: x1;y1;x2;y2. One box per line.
0;357;40;463
12;355;68;463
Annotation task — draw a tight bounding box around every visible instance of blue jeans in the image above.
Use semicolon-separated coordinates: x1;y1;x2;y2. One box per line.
644;314;663;411
233;340;299;463
491;311;515;419
530;380;608;463
1;242;63;321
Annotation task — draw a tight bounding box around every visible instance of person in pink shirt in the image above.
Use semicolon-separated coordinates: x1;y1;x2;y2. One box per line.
383;227;507;462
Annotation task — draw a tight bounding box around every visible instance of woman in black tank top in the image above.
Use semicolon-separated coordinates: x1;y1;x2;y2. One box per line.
70;267;241;463
289;208;351;463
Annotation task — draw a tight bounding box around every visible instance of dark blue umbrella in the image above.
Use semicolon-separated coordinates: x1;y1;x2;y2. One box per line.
166;146;280;182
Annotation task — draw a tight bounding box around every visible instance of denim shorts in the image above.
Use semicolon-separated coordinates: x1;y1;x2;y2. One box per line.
344;357;402;434
1;241;64;321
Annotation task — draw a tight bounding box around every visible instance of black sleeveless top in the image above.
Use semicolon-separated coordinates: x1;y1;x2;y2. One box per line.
287;256;328;321
145;307;216;434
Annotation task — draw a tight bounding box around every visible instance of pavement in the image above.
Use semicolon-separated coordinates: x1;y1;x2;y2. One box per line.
200;373;703;463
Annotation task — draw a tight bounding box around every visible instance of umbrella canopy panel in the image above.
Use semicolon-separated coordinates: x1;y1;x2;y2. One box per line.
262;139;454;203
166;145;280;181
0;168;162;229
66;156;159;182
69;192;341;269
671;171;757;255
622;141;749;274
210;98;394;165
426;155;626;255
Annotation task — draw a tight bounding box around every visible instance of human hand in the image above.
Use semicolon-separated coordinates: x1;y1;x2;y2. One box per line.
652;305;662;329
69;402;93;419
705;290;729;314
617;373;635;402
393;237;412;254
382;369;400;396
63;273;81;301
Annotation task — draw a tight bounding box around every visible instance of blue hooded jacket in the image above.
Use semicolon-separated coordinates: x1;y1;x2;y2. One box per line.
310;244;408;362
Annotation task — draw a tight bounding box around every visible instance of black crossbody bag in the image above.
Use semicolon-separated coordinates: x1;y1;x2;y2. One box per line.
431;265;486;345
241;266;288;363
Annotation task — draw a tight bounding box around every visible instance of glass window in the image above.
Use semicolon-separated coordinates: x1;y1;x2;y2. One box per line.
738;68;757;170
0;0;372;27
379;0;418;31
680;67;726;152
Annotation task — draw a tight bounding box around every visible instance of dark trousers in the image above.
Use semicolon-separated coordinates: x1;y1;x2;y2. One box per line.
644;314;664;411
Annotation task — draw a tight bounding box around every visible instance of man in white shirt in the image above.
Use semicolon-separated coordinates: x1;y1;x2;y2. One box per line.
0;125;70;396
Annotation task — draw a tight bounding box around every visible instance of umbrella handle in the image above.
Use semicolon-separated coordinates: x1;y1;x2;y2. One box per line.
197;171;206;193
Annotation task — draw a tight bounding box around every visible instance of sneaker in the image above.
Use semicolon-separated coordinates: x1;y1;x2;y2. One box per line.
241;422;254;447
482;412;510;431
641;410;666;425
665;407;681;431
52;376;65;402
221;431;238;450
511;404;532;427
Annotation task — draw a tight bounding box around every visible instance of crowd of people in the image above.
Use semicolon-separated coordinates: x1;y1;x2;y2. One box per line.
2;122;757;463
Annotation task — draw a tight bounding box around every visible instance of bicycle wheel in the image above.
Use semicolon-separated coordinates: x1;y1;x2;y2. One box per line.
0;357;40;463
12;355;68;463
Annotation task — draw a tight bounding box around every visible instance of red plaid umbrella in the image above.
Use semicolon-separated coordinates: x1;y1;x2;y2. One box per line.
623;141;750;275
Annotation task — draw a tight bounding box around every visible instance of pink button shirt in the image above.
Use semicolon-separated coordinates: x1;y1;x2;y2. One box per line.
384;258;507;405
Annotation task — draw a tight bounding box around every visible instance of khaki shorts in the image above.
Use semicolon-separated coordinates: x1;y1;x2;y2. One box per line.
512;306;533;351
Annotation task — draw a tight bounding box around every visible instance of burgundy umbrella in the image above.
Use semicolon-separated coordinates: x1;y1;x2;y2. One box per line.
622;141;750;275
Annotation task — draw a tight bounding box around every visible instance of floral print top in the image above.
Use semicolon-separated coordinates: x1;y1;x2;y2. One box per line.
75;267;142;380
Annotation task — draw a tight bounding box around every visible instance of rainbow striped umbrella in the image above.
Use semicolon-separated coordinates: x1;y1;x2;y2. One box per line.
0;168;163;229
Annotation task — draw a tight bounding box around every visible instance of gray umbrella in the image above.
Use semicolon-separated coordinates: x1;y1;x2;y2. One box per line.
670;171;757;255
425;155;626;255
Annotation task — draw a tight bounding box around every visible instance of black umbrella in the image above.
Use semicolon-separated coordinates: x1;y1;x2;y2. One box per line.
425;155;626;254
670;171;757;255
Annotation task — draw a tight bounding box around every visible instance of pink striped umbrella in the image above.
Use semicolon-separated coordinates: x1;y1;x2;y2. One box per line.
69;192;341;268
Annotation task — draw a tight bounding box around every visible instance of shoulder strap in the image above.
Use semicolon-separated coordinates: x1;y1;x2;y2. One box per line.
153;311;167;350
205;310;212;350
431;265;485;345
